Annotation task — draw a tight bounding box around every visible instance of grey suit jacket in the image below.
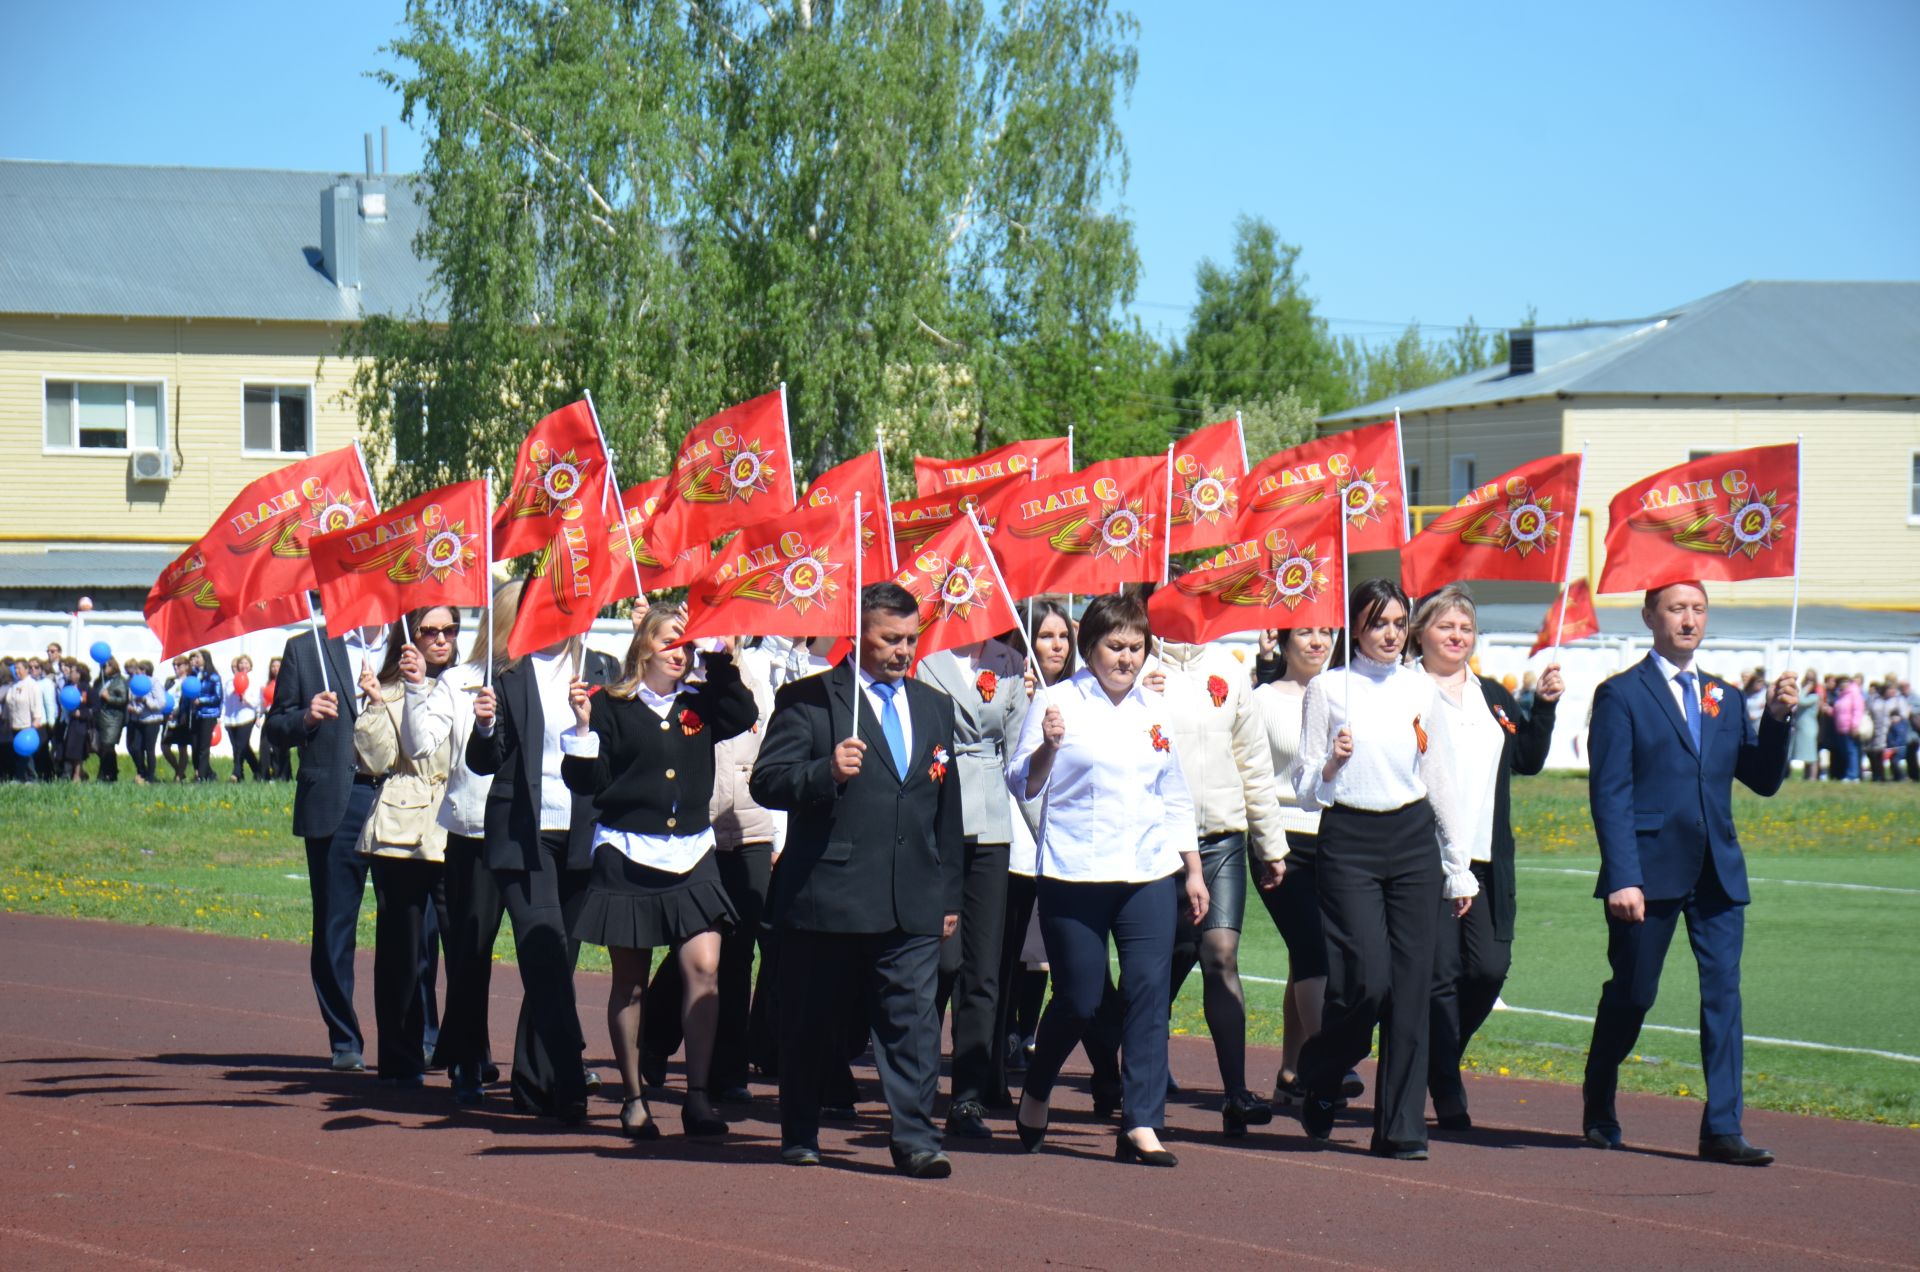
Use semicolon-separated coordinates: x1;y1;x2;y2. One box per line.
914;640;1028;845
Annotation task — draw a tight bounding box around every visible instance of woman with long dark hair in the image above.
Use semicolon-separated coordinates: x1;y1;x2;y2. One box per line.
1409;585;1559;1131
1290;578;1472;1160
562;603;756;1138
187;649;223;781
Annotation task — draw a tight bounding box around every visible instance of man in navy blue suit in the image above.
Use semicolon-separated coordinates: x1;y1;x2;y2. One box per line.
1582;581;1796;1165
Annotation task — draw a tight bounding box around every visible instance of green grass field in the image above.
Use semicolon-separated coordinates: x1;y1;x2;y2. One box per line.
3;769;1916;1125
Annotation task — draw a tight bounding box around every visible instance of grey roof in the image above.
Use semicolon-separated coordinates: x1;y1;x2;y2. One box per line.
0;160;441;323
1324;281;1920;421
0;547;185;592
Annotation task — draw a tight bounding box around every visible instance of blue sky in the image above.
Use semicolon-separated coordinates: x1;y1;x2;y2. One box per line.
5;0;1915;346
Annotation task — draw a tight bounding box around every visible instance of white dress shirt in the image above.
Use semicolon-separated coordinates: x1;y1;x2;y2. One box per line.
1006;667;1197;883
1420;663;1503;864
1649;650;1705;724
343;626;388;699
562;683;717;873
857;665;913;768
1293;655;1476;899
529;650;577;832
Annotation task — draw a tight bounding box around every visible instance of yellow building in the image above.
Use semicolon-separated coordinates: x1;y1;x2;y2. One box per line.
1322;281;1920;636
0;158;433;611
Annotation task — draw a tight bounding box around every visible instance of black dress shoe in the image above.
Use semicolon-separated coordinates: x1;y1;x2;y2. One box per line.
1698;1134;1774;1166
1583;1123;1624;1150
620;1097;662;1141
1222;1091;1274;1138
682;1087;728;1137
945;1099;993;1140
1089;1079;1123;1119
481;1062;502;1085
780;1143;821;1167
891;1148;954;1179
716;1085;753;1103
1434;1112;1473;1132
1115;1132;1177;1167
330;1049;366;1073
1299;1095;1337;1142
819;1103;857;1122
1340;1070;1364;1099
1372;1139;1429;1160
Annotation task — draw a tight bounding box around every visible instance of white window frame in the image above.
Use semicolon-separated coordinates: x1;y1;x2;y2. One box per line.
240;381;317;458
1909;449;1920;526
41;375;169;456
1448;453;1477;504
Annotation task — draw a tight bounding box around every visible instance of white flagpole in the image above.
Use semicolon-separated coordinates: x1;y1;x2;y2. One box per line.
876;436;898;573
778;382;797;506
483;469;496;690
849;491;862;746
584;390;646;603
1785;433;1804;673
1546;442;1589;666
1339;490;1351;727
305;591;333;699
1234;409;1248;472
1161;443;1174;586
351;438;383;514
1393;408;1412;543
1066;424;1075;471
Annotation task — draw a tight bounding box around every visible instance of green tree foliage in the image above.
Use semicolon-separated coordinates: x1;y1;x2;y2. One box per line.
343;0;1144;501
1334;317;1508;408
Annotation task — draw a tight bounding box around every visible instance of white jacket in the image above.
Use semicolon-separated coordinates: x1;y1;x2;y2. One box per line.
1152;641;1287;863
400;662;493;838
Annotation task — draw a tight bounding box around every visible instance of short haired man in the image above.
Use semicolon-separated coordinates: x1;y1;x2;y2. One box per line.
1582;581;1796;1165
751;582;964;1177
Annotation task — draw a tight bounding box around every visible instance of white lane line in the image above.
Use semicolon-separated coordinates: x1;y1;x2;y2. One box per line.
1515;865;1920;896
1230;977;1920;1063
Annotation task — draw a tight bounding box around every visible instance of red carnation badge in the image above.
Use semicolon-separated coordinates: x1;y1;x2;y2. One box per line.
929;744;950;784
1493;705;1517;735
1413;714;1429;754
976;670;998;703
1206;674;1229;708
1149;724;1172;753
680;706;705;737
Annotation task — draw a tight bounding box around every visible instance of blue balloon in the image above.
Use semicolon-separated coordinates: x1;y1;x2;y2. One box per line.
58;684;83;711
90;640;113;665
11;727;39;757
164;692;177;715
128;673;153;697
180;675;203;701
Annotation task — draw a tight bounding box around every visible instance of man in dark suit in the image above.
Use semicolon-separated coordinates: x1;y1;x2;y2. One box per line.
1582;581;1797;1165
266;621;389;1072
751;583;965;1178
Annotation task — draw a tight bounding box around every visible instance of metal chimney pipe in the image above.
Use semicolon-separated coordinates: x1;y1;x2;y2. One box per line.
364;133;374;178
381;126;389;175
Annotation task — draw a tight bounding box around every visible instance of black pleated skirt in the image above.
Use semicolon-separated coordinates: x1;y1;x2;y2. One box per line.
571;842;737;950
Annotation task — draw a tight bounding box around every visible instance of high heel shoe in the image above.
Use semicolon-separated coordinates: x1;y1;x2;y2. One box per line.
1222;1090;1274;1138
1115;1131;1178;1167
1015;1092;1050;1153
682;1086;728;1138
620;1096;661;1141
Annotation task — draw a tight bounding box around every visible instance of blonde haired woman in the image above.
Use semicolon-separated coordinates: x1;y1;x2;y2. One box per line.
562;603;758;1138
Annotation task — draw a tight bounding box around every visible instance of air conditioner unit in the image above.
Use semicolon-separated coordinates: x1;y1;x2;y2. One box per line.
130;448;175;483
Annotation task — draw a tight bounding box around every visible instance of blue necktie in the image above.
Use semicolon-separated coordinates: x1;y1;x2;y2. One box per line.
1676;671;1702;749
873;680;909;776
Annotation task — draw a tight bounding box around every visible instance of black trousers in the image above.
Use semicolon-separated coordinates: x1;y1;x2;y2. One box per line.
987;871;1040;1107
191;715;217;780
304;781;376;1057
642;842;773;1090
935;836;1011;1106
778;928;943;1155
229;721;261;780
495;830;589;1112
369;856;449;1079
1427;859;1509;1117
436;833;504;1079
95;735;119;782
1298;801;1442;1152
125;720;158;782
1027;874;1179;1133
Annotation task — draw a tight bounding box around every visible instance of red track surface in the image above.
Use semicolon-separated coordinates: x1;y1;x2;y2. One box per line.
3;912;1915;1271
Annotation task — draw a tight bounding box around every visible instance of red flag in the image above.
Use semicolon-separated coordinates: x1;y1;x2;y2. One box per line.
644;389;798;554
1531;579;1600;655
508;481;621;659
608;477;710;600
893;511;1018;662
914;435;1073;497
491;400;607;560
1240;417;1408;552
144;540;306;659
677;499;858;647
1169;416;1249;554
804;451;896;582
978;454;1171;601
890;487;1008;558
311;481;491;633
1399;453;1583;596
1596;443;1799;593
1147;499;1346;644
198;446;377;608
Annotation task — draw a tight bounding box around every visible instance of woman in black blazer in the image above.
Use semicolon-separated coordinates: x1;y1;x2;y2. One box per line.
561;603;756;1138
466;580;620;1122
1410;583;1561;1130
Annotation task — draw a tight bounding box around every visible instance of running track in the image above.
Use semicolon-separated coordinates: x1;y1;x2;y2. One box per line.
2;913;1915;1270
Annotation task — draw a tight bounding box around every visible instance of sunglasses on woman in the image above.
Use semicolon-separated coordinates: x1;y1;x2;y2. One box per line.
414;624;460;641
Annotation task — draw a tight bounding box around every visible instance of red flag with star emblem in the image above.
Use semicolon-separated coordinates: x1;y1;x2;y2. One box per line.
1169;416;1249;554
310;481;491;632
607;477;710;601
805;450;896;582
144;539;309;659
889;487;1009;559
491;400;607;561
198;445;377;609
643;389;799;556
1399;452;1582;595
914;435;1072;498
1147;498;1345;643
1531;579;1601;655
1596;443;1799;593
1239;417;1408;553
508;478;623;659
893;510;1018;662
676;498;858;647
977;453;1171;601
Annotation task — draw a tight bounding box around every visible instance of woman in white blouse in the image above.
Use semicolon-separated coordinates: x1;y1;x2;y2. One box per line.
1410;584;1560;1132
1291;578;1473;1160
1006;593;1207;1167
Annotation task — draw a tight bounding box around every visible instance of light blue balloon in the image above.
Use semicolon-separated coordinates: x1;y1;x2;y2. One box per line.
180;675;203;701
12;727;39;757
58;684;83;711
128;673;153;697
164;692;177;715
90;640;113;665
